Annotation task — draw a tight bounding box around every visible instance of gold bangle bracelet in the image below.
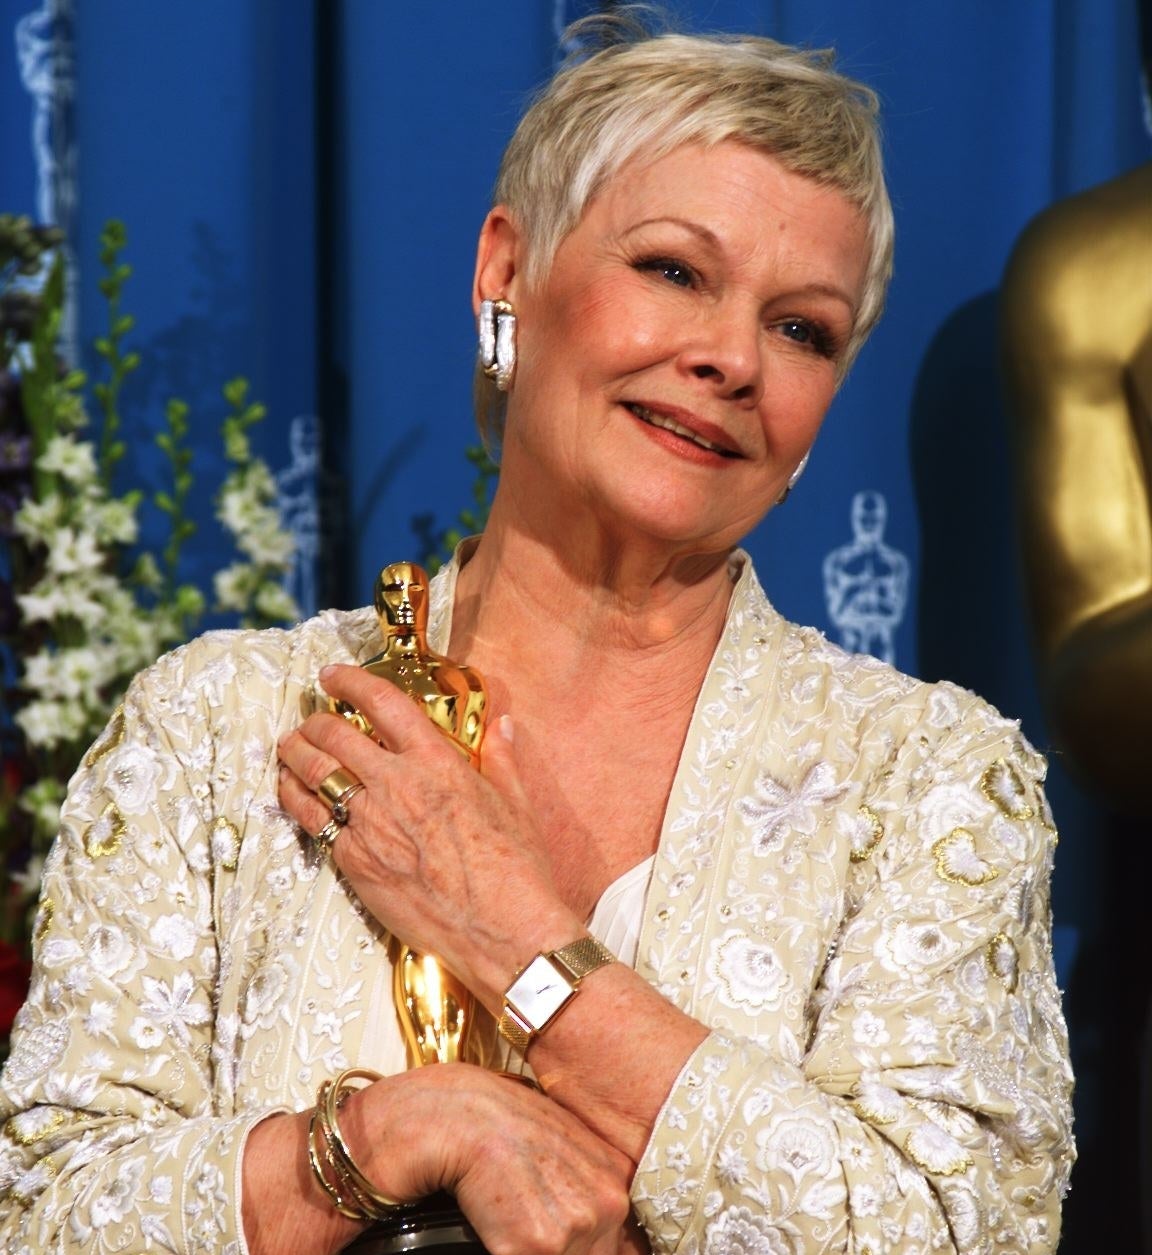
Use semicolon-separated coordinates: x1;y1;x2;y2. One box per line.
308;1068;411;1222
308;1106;367;1221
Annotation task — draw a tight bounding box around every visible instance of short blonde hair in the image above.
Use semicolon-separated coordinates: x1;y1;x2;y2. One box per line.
478;9;893;440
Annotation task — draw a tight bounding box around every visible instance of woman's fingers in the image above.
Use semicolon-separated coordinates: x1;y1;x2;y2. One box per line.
339;1065;634;1255
442;1070;634;1255
315;663;440;754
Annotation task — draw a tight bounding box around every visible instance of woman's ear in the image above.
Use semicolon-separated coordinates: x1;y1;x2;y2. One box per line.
472;206;523;315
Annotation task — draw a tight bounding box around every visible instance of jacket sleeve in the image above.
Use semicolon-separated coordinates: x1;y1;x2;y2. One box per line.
0;640;286;1255
631;711;1074;1255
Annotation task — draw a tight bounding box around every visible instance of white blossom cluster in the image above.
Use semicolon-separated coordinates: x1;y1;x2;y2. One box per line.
10;416;298;850
12;431;163;777
214;460;298;624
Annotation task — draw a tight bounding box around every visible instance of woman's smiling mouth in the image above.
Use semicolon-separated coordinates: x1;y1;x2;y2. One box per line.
624;403;742;457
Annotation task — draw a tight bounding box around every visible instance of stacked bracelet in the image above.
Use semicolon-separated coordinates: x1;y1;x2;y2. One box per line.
308;1067;411;1222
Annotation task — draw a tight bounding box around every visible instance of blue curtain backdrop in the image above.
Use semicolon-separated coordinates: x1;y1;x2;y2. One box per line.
3;0;1148;1242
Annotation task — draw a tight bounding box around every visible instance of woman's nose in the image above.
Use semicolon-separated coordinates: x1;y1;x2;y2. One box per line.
682;306;765;404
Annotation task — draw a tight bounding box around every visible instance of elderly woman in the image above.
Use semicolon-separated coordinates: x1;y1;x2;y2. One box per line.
0;16;1073;1255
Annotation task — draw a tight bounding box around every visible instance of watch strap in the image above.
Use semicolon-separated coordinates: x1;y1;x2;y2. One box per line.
497;936;616;1051
549;936;616;983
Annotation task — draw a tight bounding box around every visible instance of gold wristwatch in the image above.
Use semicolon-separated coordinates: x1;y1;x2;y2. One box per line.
497;936;616;1052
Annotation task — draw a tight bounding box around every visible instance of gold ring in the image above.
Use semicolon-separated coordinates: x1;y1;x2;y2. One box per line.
314;817;343;849
318;768;366;824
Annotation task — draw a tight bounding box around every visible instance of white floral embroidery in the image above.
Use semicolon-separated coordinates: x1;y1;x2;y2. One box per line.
709;931;790;1013
705;1205;800;1255
0;557;1072;1255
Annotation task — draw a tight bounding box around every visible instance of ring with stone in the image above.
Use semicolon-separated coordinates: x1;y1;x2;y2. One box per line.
314;817;344;849
317;768;366;825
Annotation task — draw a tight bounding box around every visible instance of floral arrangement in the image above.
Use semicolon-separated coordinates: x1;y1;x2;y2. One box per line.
0;216;298;1046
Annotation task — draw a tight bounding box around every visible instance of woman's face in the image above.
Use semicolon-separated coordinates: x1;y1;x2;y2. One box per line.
484;140;870;555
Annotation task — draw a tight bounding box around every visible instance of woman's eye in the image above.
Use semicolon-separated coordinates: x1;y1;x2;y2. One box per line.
778;318;835;356
780;319;814;344
637;258;696;288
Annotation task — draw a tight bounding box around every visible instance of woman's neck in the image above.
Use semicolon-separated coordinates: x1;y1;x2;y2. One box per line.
447;494;737;704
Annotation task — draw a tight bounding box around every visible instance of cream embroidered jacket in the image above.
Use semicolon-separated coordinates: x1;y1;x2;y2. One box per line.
0;558;1074;1254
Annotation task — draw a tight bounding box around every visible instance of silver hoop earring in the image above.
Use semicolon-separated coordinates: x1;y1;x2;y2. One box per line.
776;452;810;505
478;298;517;392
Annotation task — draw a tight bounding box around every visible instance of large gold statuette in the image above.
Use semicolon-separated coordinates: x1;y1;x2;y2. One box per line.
329;561;485;766
330;562;490;1254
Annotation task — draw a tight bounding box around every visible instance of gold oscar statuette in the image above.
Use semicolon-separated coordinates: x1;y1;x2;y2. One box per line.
326;562;490;1254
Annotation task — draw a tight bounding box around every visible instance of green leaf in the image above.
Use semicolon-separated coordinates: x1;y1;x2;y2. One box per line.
223;377;249;408
121;351;140;373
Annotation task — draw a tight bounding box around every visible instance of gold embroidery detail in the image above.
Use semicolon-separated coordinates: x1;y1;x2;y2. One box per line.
35;897;54;941
986;932;1019;993
980;758;1034;821
5;1108;65;1145
852;1080;904;1126
84;803;126;858
932;828;1000;887
853;1097;899;1126
903;1127;973;1176
11;1153;58;1205
84;705;125;767
210;817;241;871
850;805;884;862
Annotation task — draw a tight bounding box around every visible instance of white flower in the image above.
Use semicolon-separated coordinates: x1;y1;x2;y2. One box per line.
88;1157;146;1228
254;581;298;622
83;924;141;981
38;434;99;485
704;1205;799;1255
736;761;843;855
715;1144;749;1187
82;1000;118;1041
217;481;268;535
755;1113;837;1182
103;742;169;815
139;971;211;1044
239;522;294;566
16;585;71;623
151;913;200;961
128;1017;165;1050
709;930;790;1013
25;645;107;703
45;525;103;576
12;491;64;541
92;497;139;544
15;696;88;749
881;920;962;974
241;952;298;1032
214;563;252;611
849;1181;882;1217
852;1009;890;1047
904;1120;973;1176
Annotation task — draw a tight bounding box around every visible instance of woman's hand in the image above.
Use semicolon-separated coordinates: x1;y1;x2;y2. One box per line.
348;1065;635;1255
244;1064;637;1255
277;664;582;1004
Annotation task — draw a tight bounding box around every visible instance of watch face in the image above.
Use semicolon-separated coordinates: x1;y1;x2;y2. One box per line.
506;954;575;1030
